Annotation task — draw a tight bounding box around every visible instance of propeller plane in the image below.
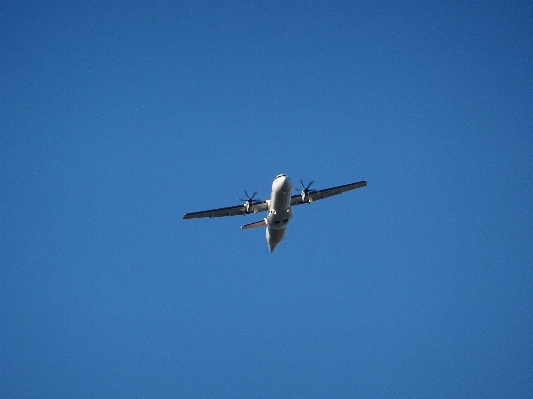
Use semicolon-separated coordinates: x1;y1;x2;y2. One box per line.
183;174;367;252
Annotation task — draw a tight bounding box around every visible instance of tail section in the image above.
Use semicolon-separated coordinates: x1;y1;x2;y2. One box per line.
241;219;267;230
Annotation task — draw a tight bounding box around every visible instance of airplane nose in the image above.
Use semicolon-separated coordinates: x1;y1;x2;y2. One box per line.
279;175;292;190
274;174;292;193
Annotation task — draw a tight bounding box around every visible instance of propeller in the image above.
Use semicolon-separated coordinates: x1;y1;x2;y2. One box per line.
294;180;316;202
238;190;259;203
238;190;261;211
299;179;315;193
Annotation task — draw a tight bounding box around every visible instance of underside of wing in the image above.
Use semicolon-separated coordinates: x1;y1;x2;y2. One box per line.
183;201;268;219
290;180;367;206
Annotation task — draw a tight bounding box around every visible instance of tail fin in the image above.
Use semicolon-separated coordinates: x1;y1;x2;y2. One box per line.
241;219;267;230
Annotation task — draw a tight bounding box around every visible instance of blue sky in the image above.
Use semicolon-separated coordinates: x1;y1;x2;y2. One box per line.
2;2;532;398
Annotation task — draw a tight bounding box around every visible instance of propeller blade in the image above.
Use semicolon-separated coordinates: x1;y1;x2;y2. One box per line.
299;179;316;191
240;190;262;203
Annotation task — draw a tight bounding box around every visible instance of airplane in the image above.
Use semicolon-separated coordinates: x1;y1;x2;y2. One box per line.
183;174;367;252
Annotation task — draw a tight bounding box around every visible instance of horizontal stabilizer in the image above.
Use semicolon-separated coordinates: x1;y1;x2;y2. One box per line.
241;219;267;230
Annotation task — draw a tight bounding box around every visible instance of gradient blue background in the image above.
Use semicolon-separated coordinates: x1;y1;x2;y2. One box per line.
2;2;532;398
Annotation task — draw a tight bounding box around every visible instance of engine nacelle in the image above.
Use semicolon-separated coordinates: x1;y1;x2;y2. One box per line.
244;199;253;212
298;180;315;203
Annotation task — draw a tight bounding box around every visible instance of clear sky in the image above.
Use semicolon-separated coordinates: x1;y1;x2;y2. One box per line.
2;2;532;398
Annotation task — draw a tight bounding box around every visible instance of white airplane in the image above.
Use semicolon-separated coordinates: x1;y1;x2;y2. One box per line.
183;174;367;252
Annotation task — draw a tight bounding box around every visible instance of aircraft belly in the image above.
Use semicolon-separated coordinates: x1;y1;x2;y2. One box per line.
267;175;293;229
265;175;293;252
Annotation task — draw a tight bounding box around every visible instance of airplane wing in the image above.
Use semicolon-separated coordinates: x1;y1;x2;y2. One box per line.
290;180;367;206
183;200;268;219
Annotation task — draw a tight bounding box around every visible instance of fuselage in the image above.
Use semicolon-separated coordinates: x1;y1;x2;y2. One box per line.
266;174;293;252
